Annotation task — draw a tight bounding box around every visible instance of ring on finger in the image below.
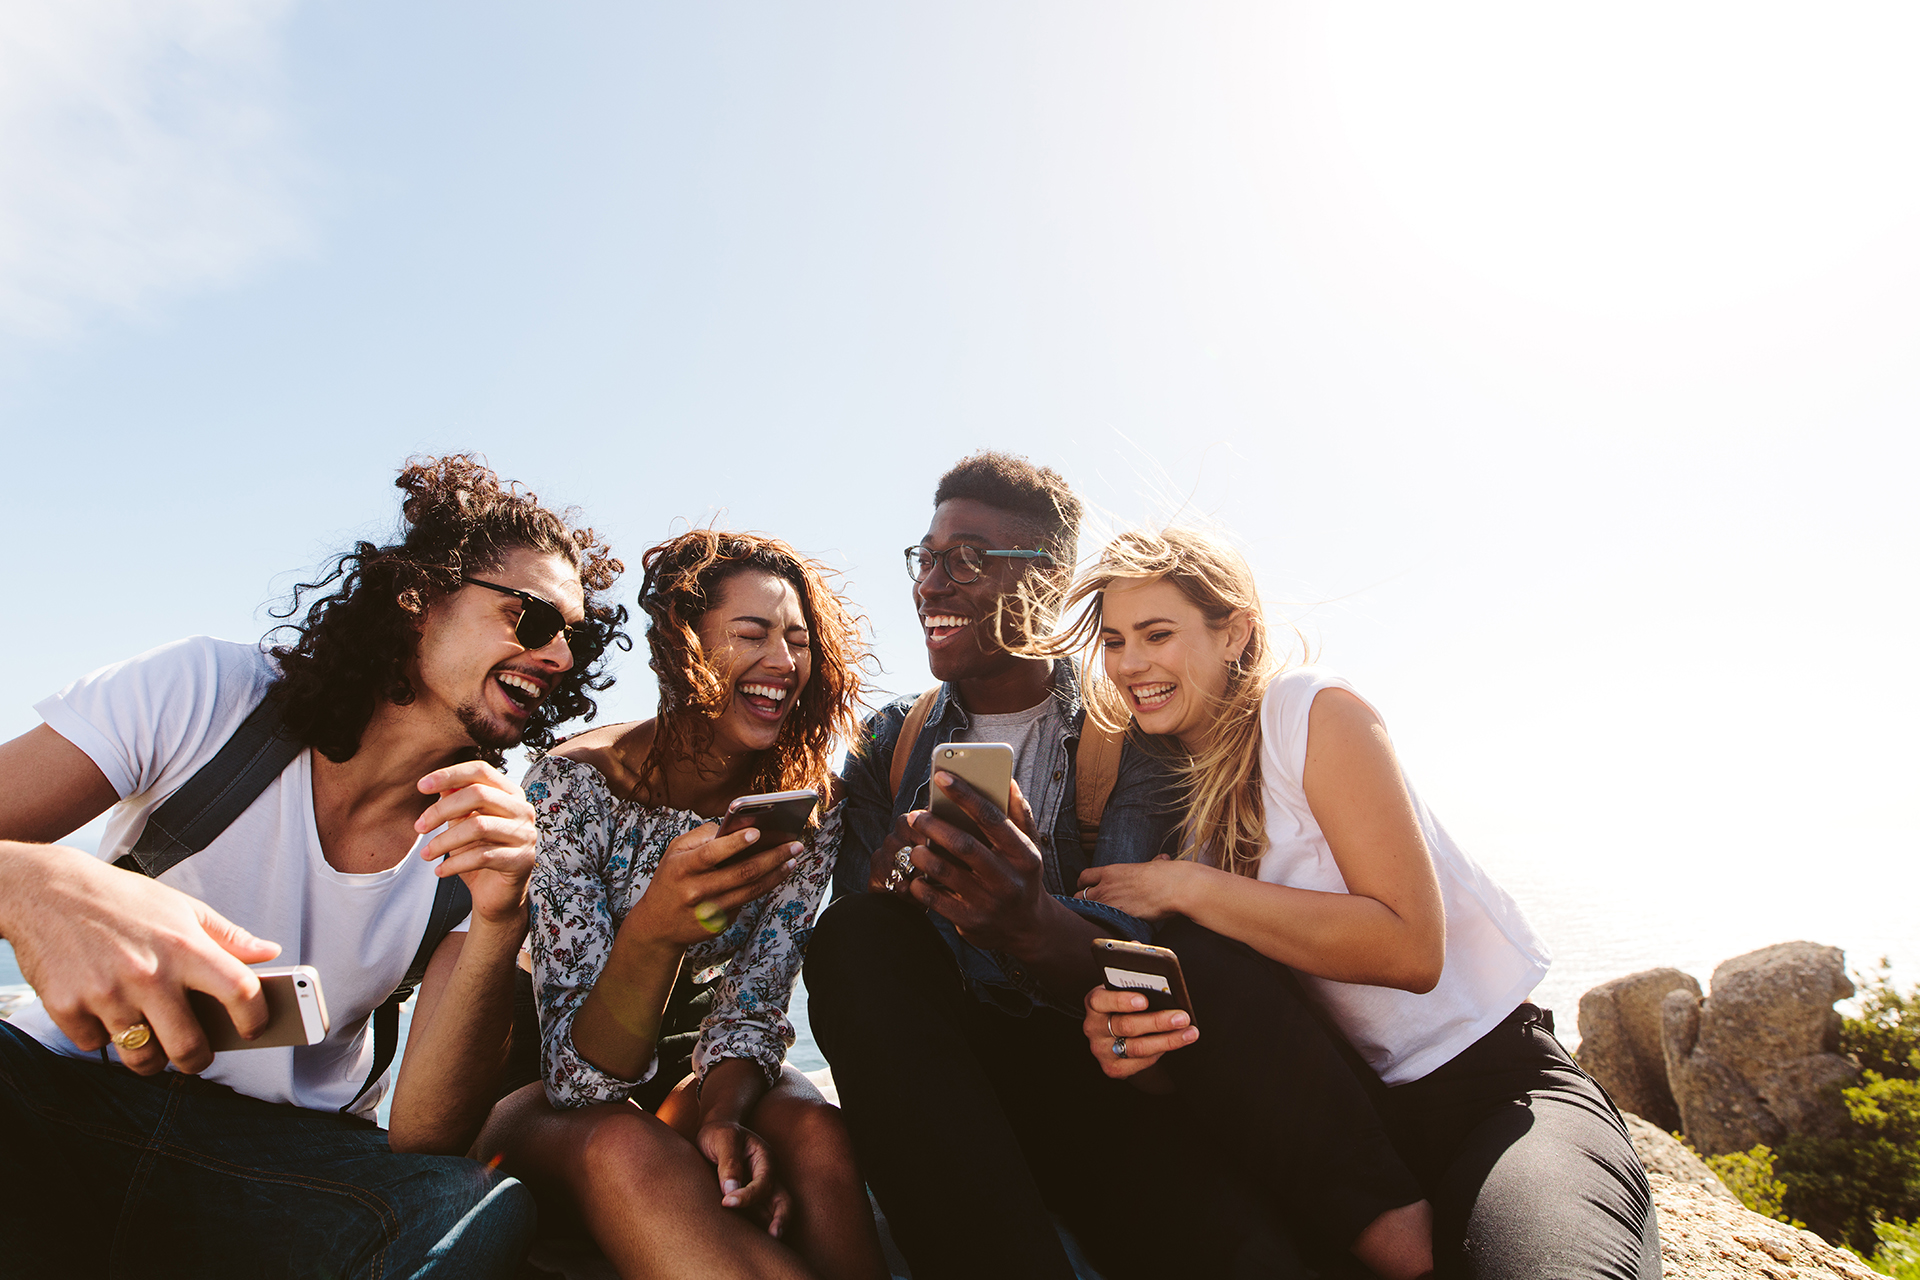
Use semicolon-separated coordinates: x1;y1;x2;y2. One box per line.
111;1022;153;1051
1105;1015;1114;1039
1110;1036;1128;1059
881;868;904;892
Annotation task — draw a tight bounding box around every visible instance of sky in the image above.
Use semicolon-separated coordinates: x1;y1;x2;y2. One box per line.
2;1;1916;1011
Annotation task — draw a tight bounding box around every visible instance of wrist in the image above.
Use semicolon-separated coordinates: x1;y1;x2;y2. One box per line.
1002;892;1074;962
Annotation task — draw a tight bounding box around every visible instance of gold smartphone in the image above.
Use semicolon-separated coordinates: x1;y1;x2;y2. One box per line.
1093;938;1193;1016
188;964;331;1052
928;743;1014;844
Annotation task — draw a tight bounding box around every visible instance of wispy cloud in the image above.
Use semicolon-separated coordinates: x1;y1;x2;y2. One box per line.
0;0;306;337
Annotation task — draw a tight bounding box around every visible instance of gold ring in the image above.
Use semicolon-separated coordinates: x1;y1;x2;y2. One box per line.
110;1022;153;1051
693;900;728;935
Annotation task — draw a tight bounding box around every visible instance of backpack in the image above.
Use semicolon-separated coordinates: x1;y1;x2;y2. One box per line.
112;697;471;1115
886;686;1125;849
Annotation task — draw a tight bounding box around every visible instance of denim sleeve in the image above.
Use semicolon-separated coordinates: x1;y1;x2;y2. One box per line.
1092;735;1185;866
832;703;907;901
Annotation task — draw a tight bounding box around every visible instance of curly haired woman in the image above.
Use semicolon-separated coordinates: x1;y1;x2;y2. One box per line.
477;529;887;1280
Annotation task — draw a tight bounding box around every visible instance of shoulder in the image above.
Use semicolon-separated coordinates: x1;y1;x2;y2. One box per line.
547;719;653;790
843;693;918;772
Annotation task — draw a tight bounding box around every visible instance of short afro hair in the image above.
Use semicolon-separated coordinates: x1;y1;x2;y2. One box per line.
932;451;1082;567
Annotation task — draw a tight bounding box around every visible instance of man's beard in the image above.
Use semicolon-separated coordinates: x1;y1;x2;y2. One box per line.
457;700;527;752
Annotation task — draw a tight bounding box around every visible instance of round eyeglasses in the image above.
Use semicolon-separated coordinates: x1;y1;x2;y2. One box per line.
903;545;1052;585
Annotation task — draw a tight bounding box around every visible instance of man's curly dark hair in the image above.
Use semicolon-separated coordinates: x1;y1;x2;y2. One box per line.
933;450;1082;566
267;454;629;764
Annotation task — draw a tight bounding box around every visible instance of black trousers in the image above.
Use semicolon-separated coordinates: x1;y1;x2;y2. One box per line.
804;893;1309;1280
1157;917;1660;1280
1383;1005;1661;1280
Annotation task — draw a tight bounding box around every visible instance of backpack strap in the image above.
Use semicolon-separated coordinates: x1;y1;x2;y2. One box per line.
113;698;303;878
887;687;943;803
341;870;471;1115
1073;719;1126;849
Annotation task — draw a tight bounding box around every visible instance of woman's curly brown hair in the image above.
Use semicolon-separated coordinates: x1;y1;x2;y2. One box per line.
637;529;867;807
267;454;629;764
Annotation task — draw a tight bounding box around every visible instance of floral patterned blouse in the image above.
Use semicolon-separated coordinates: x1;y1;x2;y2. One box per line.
524;753;838;1110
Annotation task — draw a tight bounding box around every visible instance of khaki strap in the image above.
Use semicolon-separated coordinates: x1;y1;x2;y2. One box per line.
1073;719;1126;848
887;687;943;802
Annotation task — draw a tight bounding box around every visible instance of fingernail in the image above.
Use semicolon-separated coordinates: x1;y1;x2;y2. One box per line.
785;859;797;872
741;829;759;843
934;770;952;785
1170;1012;1189;1027
788;841;804;855
1183;1027;1198;1042
1131;995;1147;1009
723;1179;740;1194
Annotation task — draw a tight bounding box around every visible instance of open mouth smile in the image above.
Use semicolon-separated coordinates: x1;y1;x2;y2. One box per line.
738;681;792;722
494;670;546;713
1130;682;1177;711
921;614;973;649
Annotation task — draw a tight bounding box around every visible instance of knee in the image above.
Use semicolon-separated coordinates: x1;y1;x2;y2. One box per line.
772;1098;860;1175
573;1105;695;1189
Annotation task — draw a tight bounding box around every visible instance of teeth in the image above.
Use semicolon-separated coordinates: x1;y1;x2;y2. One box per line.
1133;683;1176;702
739;683;787;701
923;616;971;629
498;673;541;697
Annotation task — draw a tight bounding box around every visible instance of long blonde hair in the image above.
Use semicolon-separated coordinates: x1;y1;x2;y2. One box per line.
1039;528;1288;876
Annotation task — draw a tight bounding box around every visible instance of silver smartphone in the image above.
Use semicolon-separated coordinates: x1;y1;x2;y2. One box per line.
188;964;331;1052
928;742;1015;844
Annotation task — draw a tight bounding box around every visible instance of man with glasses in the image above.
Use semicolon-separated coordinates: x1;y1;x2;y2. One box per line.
806;452;1293;1280
0;455;622;1277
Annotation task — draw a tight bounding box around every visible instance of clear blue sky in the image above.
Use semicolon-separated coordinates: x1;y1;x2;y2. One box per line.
3;2;1916;1001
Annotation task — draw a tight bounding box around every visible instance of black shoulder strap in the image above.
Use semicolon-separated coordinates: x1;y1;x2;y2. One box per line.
114;697;304;877
342;870;471;1116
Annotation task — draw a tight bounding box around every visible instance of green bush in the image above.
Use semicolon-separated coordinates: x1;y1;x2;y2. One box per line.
1871;1219;1920;1280
1704;1143;1794;1222
1771;962;1920;1256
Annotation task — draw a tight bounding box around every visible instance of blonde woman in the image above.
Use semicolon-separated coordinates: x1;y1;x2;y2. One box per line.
1062;529;1657;1280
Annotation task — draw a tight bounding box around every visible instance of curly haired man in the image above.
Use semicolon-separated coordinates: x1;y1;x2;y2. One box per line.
0;455;625;1278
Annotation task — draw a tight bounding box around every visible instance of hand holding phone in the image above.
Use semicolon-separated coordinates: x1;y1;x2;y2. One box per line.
1085;939;1198;1080
188;964;331;1052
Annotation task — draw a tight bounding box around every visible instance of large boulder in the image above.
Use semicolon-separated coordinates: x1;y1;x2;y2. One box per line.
1620;1111;1736;1203
1661;942;1860;1155
1651;1173;1880;1280
1579;967;1701;1130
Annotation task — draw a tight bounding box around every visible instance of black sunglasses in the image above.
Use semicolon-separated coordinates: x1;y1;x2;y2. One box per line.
462;578;600;662
904;545;1052;585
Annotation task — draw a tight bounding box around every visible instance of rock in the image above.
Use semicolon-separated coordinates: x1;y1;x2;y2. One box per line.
1620;1112;1736;1203
1650;1172;1880;1279
1579;967;1701;1130
1661;944;1859;1156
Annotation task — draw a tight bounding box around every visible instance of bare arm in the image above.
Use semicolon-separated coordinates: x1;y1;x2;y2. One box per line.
0;726;277;1075
1078;688;1446;993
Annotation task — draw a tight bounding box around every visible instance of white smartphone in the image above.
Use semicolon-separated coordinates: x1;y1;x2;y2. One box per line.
188;964;331;1052
929;742;1015;844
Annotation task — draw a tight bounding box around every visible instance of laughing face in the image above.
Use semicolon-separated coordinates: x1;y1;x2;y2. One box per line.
1098;576;1250;753
696;569;814;758
412;546;586;750
914;497;1051;686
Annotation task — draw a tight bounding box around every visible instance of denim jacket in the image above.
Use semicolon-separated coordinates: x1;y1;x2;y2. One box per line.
833;661;1183;1016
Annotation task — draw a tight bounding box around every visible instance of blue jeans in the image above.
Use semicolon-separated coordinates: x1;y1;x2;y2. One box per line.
0;1020;535;1279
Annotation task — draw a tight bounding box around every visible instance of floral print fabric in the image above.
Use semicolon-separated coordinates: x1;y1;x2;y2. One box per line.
525;752;837;1110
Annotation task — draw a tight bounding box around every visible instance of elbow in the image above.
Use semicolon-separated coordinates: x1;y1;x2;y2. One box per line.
1397;937;1445;995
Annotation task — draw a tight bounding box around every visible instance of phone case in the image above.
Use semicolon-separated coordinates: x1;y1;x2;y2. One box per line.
928;743;1014;843
190;965;330;1052
1093;939;1194;1014
715;789;819;863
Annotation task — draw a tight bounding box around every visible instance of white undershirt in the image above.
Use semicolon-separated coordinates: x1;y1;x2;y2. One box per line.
19;637;464;1118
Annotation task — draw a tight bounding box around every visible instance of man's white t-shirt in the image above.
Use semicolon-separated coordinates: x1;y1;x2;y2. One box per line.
16;637;466;1118
1256;666;1550;1086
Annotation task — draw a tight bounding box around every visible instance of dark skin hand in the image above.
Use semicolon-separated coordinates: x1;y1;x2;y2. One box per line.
869;772;1104;1004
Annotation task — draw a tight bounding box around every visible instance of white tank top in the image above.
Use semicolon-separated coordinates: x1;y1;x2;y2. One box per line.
1255;667;1549;1085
